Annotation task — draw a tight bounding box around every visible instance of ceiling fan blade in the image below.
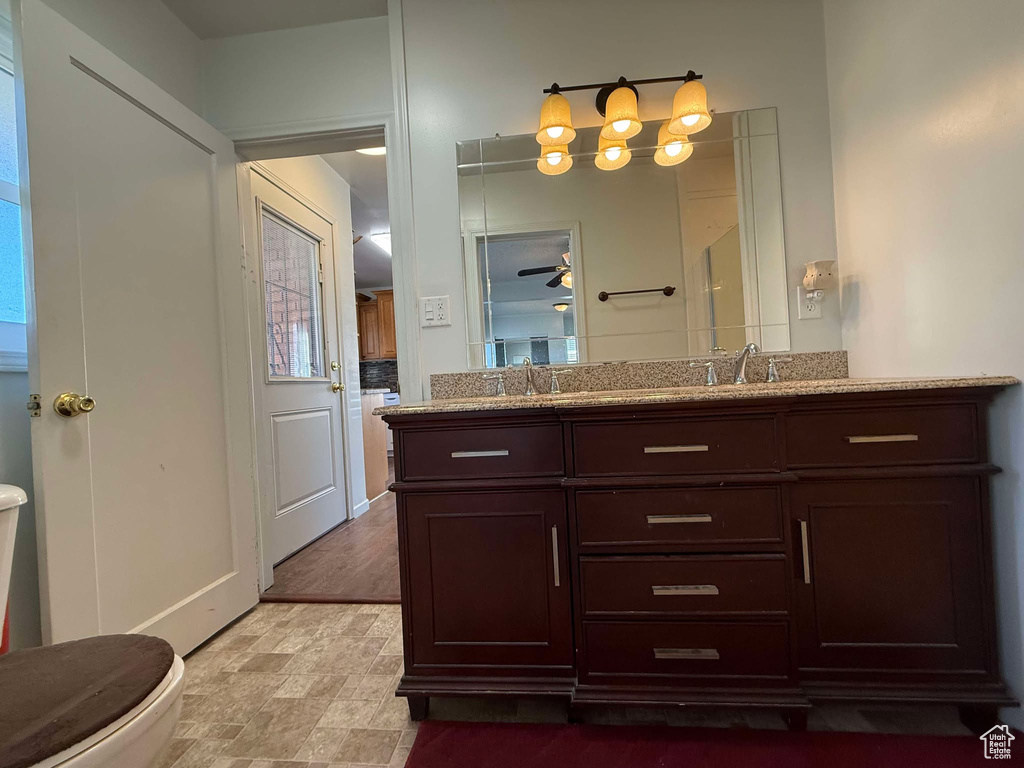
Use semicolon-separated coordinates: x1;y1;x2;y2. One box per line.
546;273;564;288
517;265;562;277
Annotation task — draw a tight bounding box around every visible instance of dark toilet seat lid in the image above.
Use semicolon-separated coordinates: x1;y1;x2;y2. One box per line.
0;634;174;768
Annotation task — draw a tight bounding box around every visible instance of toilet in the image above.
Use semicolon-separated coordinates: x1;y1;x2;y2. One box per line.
0;485;185;768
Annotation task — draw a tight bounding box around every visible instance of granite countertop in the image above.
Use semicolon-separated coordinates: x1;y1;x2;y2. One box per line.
361;388;394;395
373;376;1019;416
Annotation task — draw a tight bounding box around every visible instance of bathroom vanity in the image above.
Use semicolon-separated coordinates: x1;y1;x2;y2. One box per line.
379;376;1018;729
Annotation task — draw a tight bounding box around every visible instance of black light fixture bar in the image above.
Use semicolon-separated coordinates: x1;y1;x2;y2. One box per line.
543;71;702;95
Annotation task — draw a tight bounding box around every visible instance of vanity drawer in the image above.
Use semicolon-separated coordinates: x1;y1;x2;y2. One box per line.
573;417;778;477
576;487;783;550
583;620;790;680
580;556;788;617
401;424;563;480
786;404;980;469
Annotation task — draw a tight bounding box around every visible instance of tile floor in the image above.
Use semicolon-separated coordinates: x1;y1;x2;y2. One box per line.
162;602;973;768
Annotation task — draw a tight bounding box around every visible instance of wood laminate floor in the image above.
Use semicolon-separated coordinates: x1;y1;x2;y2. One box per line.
262;460;399;603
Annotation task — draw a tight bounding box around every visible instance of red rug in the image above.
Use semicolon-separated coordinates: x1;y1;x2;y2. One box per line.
406;720;1022;767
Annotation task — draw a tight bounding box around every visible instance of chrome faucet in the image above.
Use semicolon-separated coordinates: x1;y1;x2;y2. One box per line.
733;342;760;384
521;357;539;396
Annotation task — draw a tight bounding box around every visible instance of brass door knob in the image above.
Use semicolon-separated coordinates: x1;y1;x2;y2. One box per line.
54;392;96;417
331;382;344;393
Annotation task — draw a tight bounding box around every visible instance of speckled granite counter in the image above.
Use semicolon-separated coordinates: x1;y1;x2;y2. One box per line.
375;376;1018;416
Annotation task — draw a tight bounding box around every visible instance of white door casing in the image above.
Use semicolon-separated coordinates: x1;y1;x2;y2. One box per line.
243;169;349;578
14;0;258;653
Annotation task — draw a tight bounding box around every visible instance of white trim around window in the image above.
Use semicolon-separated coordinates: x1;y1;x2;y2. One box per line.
0;320;26;371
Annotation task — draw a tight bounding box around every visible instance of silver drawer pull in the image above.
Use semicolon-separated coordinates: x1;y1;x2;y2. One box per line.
654;647;720;660
652;584;719;596
647;513;712;525
450;449;509;458
845;434;919;444
551;525;561;588
800;519;811;585
644;444;709;454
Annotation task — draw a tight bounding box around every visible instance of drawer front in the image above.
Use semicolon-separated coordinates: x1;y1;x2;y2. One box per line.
581;556;788;617
573;417;778;476
786;405;979;469
584;621;790;680
401;424;564;480
576;487;783;549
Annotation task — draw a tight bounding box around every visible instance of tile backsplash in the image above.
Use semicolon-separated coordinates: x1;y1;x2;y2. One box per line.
360;359;399;392
430;351;848;400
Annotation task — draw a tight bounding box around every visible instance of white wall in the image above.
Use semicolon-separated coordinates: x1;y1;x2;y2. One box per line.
256;156;369;517
201;17;393;138
0;369;40;648
39;0;202;112
824;0;1024;727
399;0;841;393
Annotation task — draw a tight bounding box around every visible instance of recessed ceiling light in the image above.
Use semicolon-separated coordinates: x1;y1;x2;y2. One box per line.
356;146;387;156
370;233;392;255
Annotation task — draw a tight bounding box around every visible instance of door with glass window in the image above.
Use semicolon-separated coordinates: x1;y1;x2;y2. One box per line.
248;170;348;573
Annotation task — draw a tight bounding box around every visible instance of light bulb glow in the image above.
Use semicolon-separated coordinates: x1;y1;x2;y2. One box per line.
545;152;563;165
665;141;683;157
356;146;387;156
681;113;700;127
545;126;564;139
560;272;573;288
612;119;631;133
604;147;622;161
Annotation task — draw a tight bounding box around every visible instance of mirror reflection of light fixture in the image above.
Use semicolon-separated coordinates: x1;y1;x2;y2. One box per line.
553;302;570;312
654;120;693;166
595;135;631;171
535;90;576;147
600;84;642;140
560;271;573;289
356;146;387;156
370;232;392;255
537;144;572;175
669;73;712;135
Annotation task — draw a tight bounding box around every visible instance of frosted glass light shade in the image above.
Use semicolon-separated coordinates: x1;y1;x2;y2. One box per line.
537;144;572;175
553;302;570;312
536;93;576;146
600;86;642;140
654;120;693;166
560;271;573;288
669;79;712;135
595;135;631;171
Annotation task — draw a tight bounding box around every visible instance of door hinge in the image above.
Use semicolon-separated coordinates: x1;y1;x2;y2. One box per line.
27;394;41;417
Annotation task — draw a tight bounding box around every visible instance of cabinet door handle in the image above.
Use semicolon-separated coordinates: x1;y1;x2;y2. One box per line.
450;449;509;458
845;434;919;444
654;647;720;660
652;584;719;596
644;444;709;454
647;513;712;524
800;520;812;584
551;525;561;588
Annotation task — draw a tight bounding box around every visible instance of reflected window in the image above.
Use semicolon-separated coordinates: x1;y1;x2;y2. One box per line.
0;17;24;328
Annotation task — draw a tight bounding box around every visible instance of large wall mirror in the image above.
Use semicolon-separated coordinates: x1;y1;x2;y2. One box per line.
458;107;790;369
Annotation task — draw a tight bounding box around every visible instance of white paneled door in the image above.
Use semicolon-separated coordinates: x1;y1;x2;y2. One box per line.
15;0;258;653
246;170;348;576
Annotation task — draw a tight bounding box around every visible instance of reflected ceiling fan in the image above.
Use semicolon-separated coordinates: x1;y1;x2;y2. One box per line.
517;252;573;288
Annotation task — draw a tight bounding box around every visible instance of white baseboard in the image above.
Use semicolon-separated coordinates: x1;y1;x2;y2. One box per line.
352;498;370;519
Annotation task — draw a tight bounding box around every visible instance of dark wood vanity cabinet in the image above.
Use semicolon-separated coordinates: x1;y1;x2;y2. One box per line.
384;387;1015;725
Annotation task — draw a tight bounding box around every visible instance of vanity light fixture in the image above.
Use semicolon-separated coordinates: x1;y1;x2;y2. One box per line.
669;72;712;135
536;90;576;146
537;144;573;175
595;134;631;171
654;120;693;166
553;302;570;312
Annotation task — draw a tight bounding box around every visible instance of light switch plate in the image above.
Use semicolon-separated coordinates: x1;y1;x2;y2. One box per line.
421;295;451;327
797;286;822;320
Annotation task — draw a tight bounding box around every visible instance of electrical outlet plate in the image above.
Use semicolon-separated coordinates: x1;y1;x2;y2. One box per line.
421;295;451;327
797;286;822;320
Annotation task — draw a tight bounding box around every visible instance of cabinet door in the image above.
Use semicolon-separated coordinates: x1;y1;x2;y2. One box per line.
357;302;380;360
402;490;573;673
791;479;987;676
376;289;397;359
